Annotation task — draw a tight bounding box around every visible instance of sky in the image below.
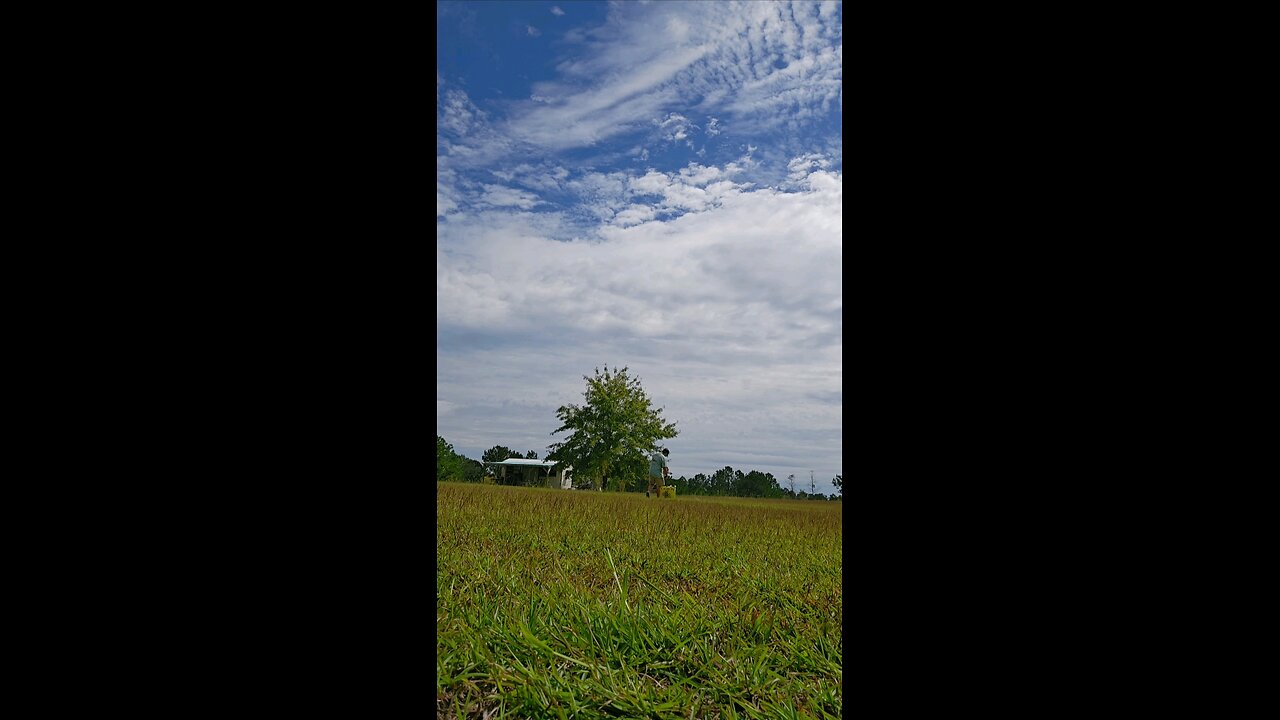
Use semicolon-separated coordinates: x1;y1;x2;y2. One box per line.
437;0;842;495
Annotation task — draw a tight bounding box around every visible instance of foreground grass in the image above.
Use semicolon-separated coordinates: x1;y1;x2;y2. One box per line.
436;483;842;719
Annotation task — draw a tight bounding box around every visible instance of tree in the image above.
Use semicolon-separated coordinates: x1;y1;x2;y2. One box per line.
832;474;842;496
461;457;483;483
437;436;466;482
734;470;779;498
706;467;738;496
810;470;816;495
524;450;538;459
482;445;517;464
788;474;796;496
547;366;677;492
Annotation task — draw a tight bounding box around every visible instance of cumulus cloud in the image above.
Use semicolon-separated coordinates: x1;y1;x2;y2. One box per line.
478;183;544;209
550;5;564;16
786;152;832;185
611;204;657;228
527;24;541;37
437;158;841;487
438;172;841;350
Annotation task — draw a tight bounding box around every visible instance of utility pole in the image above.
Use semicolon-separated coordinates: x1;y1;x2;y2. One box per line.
810;470;816;495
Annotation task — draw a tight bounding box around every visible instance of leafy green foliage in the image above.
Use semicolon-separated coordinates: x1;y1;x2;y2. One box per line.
437;436;467;483
666;468;787;498
547;366;677;491
437;483;842;718
483;445;518;464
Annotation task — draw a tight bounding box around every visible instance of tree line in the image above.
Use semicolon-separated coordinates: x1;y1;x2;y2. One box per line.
437;435;841;500
663;468;842;501
436;437;543;486
438;366;840;499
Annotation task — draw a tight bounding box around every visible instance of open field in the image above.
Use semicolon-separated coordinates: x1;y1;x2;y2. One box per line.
436;483;842;719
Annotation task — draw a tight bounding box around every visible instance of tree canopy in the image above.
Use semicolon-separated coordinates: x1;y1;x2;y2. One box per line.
482;445;517;464
437;436;482;483
547;366;677;491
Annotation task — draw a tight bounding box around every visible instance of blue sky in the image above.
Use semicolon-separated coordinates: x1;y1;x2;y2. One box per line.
437;0;842;495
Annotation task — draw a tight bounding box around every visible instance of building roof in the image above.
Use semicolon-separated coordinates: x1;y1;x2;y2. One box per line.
483;458;559;467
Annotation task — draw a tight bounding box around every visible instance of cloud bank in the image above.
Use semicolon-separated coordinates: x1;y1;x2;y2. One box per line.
437;1;842;494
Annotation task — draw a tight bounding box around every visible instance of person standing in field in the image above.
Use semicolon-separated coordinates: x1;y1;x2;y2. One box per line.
648;447;669;498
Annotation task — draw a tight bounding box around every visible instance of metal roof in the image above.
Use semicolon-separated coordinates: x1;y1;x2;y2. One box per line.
483;458;560;467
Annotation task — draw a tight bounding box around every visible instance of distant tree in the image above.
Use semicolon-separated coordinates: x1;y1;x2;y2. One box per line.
481;445;515;484
461;457;483;483
763;474;786;498
524;450;538;459
734;470;777;498
788;474;796;496
832;474;842;496
437;436;466;482
482;445;516;463
547;366;677;492
709;467;737;496
810;470;816;495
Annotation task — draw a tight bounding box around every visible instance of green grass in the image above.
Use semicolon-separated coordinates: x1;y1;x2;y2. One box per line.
437;482;842;719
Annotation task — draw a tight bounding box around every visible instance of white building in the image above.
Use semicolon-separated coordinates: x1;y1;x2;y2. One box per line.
483;458;574;489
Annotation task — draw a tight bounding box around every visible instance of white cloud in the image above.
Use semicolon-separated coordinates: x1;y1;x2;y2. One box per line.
438;88;485;137
445;1;840;158
513;43;710;150
478;183;544;210
550;5;564;16
510;1;837;150
611;204;657;228
527;25;541;37
656;112;697;143
440;162;839;337
619;162;748;219
437;191;457;218
679;162;723;186
786;152;832;185
437;167;464;220
437;160;841;488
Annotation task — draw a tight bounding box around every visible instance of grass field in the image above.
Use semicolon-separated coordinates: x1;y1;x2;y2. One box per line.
436;482;843;719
